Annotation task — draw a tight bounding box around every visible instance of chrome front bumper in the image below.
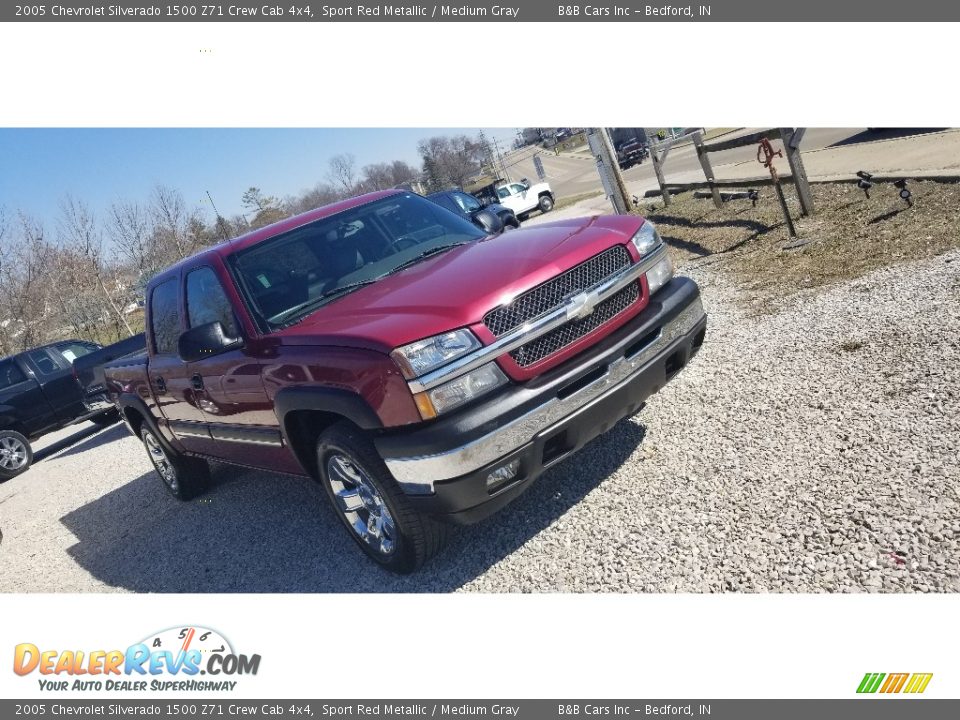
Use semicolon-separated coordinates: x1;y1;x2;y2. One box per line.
383;289;706;493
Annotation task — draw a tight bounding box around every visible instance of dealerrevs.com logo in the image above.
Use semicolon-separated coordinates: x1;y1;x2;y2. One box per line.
13;626;261;692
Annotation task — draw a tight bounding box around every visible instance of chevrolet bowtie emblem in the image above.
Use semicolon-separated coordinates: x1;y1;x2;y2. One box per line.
566;291;599;321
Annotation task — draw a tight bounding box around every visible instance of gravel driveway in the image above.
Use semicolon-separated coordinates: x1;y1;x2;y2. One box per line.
1;250;958;593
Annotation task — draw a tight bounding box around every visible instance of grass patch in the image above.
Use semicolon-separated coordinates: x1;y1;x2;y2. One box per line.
552;191;604;212
636;180;960;311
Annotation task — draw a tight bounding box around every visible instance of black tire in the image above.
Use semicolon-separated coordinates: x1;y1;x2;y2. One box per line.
316;422;449;573
0;430;33;481
538;194;554;213
91;410;120;427
504;219;520;230
140;425;209;500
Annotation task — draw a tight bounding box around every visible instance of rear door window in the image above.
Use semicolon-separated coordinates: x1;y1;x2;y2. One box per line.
0;359;27;390
27;349;64;375
185;267;239;336
150;278;182;355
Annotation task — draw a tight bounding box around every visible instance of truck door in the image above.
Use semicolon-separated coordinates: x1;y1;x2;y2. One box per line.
181;264;293;470
498;183;529;214
0;357;53;437
146;274;211;452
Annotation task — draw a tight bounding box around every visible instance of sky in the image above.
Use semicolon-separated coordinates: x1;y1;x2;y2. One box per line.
0;127;520;231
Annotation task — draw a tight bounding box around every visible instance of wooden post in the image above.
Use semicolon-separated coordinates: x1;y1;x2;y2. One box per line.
601;128;633;214
779;127;815;216
693;131;723;209
650;143;671;207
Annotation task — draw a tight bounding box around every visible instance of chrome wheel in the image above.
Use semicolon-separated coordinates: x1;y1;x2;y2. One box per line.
144;431;177;491
326;453;396;557
0;436;28;471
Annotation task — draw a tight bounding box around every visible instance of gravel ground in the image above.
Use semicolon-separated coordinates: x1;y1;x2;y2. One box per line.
1;249;958;593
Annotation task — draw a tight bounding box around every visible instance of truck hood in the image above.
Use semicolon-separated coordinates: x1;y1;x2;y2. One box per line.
273;214;644;353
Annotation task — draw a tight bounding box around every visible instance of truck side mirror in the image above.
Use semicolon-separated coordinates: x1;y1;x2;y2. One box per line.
474;209;505;235
178;321;242;362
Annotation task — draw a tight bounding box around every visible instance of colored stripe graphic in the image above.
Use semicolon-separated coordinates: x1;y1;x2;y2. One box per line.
904;673;933;694
857;672;933;694
857;673;885;693
881;673;909;693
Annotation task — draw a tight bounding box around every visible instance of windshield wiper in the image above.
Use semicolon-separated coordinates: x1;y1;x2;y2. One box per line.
271;279;379;327
384;242;469;276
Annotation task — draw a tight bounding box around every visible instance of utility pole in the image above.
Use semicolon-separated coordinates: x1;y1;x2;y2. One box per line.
587;128;631;214
491;136;509;182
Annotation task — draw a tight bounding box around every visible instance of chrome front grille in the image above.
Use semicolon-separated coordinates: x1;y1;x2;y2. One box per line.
483;245;632;337
509;283;640;367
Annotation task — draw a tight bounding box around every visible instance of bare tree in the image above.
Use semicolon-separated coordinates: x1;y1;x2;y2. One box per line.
287;183;344;214
417;134;485;191
57;195;134;337
390;160;419;187
361;162;394;191
327;153;359;194
0;213;55;351
149;184;191;260
108;199;156;282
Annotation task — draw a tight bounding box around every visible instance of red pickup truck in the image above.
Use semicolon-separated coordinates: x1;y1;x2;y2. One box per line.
104;190;706;572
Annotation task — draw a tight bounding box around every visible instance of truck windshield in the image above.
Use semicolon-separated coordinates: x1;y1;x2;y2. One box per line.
230;193;486;329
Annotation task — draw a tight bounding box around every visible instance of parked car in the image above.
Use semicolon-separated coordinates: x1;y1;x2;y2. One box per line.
491;179;555;218
427;190;520;231
0;340;116;479
616;138;649;169
103;190;706;573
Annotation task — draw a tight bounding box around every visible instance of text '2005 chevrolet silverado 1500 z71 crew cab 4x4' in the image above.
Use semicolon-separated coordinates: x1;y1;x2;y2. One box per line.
103;190;706;572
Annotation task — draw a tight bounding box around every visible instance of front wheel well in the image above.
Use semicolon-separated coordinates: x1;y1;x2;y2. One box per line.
0;420;26;437
284;410;360;480
122;406;146;438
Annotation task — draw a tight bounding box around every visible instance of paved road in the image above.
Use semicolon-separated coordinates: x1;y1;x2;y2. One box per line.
499;128;868;199
513;128;959;225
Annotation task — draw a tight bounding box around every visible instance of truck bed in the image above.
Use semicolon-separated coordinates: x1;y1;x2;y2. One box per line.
74;333;146;399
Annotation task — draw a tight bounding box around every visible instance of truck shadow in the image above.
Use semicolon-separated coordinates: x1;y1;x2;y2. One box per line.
59;419;646;593
34;422;124;464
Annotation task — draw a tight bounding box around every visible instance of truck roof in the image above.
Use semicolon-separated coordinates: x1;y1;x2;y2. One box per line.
1;339;95;363
149;189;404;287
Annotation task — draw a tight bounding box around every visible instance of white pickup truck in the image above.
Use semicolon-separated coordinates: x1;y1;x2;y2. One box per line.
494;180;555;218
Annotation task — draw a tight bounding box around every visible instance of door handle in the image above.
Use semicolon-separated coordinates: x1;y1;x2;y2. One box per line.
154;376;166;393
191;374;204;390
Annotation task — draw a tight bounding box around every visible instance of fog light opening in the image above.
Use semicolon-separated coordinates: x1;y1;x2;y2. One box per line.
664;350;685;379
486;459;521;493
691;328;706;354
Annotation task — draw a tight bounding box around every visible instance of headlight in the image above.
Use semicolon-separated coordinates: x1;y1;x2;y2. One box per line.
630;220;662;257
391;329;481;379
413;363;508;418
645;255;674;295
